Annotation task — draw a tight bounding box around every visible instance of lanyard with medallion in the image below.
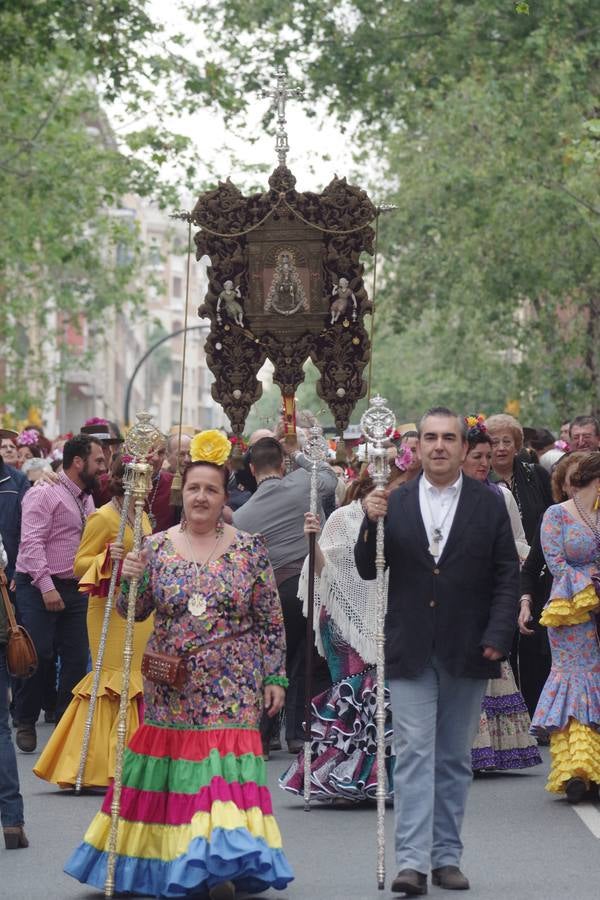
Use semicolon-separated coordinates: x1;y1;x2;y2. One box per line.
423;482;460;557
182;523;223;617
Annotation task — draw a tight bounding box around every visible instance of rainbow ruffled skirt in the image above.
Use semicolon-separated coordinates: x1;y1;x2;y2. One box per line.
64;722;294;897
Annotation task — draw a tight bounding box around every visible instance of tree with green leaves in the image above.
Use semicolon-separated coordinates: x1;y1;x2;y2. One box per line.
188;0;600;424
0;1;238;416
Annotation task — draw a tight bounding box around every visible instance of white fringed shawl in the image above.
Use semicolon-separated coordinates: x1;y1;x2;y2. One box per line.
298;500;386;666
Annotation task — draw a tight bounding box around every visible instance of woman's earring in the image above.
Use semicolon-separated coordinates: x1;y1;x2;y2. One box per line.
594;491;600;512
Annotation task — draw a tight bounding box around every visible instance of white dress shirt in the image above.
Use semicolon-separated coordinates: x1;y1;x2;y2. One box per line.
418;472;463;561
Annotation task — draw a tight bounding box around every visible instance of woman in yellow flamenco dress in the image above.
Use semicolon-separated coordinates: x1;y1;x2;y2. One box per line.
531;452;600;804
34;455;153;789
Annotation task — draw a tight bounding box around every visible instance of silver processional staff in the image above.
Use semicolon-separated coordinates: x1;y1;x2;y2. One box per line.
104;412;164;899
360;395;396;891
301;422;328;811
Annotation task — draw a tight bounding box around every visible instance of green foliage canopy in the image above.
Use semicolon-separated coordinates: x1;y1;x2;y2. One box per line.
190;0;600;425
0;1;237;415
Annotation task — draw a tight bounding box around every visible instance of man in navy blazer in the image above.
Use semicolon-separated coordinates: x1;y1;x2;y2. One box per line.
355;407;519;895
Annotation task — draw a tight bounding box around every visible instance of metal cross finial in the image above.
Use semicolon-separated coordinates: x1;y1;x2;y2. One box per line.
260;65;304;167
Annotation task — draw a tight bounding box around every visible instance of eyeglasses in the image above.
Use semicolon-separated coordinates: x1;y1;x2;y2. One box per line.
490;438;515;448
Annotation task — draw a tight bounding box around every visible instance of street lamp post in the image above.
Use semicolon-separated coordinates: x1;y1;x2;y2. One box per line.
123;323;210;427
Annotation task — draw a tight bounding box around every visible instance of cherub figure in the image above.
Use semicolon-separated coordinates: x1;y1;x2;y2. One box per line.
330;277;357;324
216;280;244;327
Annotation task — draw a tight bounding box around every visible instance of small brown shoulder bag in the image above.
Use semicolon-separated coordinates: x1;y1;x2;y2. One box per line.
1;572;38;678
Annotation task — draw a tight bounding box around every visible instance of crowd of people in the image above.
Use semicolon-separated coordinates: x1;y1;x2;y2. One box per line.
0;407;599;898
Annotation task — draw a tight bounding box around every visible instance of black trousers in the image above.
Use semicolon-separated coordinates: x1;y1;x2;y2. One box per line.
262;574;331;744
14;574;89;726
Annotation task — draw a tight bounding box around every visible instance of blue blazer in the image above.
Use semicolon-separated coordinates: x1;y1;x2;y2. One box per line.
354;474;520;680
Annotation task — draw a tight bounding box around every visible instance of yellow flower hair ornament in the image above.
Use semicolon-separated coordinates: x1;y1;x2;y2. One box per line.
190;430;231;466
464;414;487;441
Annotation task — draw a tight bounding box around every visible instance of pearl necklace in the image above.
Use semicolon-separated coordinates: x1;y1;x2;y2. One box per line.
572;492;600;543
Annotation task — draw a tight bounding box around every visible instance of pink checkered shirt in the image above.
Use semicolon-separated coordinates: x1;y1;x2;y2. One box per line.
16;470;95;594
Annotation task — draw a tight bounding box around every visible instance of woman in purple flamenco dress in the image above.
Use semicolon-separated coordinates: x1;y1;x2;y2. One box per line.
463;419;542;772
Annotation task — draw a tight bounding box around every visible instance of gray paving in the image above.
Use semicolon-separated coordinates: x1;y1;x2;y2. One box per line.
2;722;599;899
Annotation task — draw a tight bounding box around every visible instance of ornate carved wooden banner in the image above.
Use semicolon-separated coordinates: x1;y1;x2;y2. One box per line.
193;164;376;436
188;67;377;437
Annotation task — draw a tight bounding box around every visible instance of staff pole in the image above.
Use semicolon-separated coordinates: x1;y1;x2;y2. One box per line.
104;412;163;899
302;423;328;811
360;395;395;890
75;479;133;794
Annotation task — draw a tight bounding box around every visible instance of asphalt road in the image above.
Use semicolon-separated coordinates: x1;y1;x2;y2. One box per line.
3;722;600;899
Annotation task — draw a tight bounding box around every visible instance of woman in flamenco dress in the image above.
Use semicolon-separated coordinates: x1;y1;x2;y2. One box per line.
280;457;407;805
531;451;600;804
462;417;542;772
34;453;153;789
65;431;293;899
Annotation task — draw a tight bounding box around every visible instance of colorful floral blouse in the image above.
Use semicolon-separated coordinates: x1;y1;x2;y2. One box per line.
117;530;286;729
540;504;600;627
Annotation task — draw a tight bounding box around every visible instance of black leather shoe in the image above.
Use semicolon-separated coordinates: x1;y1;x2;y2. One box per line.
432;866;470;890
3;826;29;849
16;725;37;753
391;869;428;895
565;777;588;804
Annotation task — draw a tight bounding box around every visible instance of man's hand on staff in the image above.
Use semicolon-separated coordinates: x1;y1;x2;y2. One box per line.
364;489;388;522
121;549;148;580
303;511;321;535
304;511;326;575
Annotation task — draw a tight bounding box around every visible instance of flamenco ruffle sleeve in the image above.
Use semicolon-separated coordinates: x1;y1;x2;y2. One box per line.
75;506;152;600
539;504;599;626
77;546;113;598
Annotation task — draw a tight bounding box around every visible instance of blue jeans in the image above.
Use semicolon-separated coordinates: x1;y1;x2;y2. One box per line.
0;645;24;827
14;574;89;726
389;658;486;873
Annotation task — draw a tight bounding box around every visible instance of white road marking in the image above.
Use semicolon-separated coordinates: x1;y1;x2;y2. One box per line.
572;802;600;838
